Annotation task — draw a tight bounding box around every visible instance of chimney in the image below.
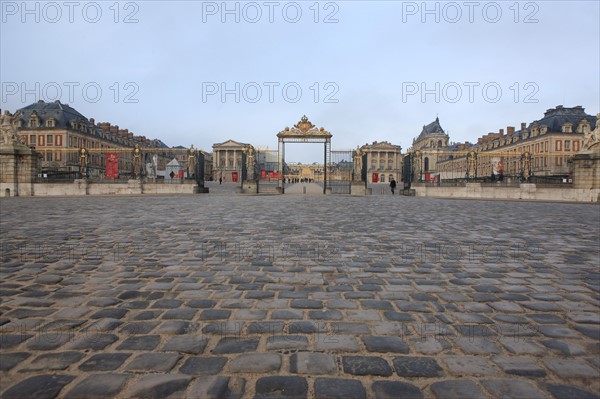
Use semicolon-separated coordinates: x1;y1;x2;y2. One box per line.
110;125;119;134
520;122;526;131
507;126;515;135
89;118;95;125
499;129;504;136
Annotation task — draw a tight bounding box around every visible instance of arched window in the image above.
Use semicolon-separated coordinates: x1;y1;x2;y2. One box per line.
424;157;430;171
437;140;442;148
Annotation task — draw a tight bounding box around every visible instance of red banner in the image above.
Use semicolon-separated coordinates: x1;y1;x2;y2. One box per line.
105;153;119;178
261;170;266;179
232;172;238;182
372;173;379;183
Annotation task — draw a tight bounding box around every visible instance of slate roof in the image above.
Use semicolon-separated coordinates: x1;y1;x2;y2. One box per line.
415;117;448;142
529;105;596;132
15;100;89;129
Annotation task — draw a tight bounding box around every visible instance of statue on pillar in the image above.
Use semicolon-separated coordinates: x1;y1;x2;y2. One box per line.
0;111;24;145
353;146;364;181
187;145;197;179
582;114;600;152
79;148;89;178
132;144;142;179
244;146;255;180
466;150;477;180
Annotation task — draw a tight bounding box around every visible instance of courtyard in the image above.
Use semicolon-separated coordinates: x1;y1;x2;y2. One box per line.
0;192;599;398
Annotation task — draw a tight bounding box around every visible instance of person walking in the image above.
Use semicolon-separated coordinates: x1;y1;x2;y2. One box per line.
389;178;397;195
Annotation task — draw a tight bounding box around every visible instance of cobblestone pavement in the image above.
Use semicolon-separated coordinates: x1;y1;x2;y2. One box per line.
1;194;599;399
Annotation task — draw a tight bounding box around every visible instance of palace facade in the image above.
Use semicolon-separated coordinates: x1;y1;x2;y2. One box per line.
7;100;173;177
434;105;596;181
360;141;403;184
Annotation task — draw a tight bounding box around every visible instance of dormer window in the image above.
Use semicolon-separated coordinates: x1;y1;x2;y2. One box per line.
46;118;55;128
540;126;548;134
28;117;39;128
562;124;572;133
12;119;22;128
577;120;590;134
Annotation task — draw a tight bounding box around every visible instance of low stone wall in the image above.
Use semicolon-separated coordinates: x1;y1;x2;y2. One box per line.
14;180;200;197
412;183;599;203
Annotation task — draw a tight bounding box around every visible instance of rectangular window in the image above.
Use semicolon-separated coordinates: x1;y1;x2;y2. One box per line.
56;135;63;146
56;152;62;161
564;140;571;151
46;135;53;145
535;143;539;153
29;135;36;144
574;141;579;152
46;152;53;162
39;135;45;146
555;140;562;151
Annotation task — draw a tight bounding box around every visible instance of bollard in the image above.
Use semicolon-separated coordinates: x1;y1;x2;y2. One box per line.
303;186;306;194
381;187;384;195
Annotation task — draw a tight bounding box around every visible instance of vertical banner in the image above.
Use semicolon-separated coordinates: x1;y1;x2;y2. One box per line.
372;173;379;183
261;170;266;179
105;153;119;179
232;172;239;182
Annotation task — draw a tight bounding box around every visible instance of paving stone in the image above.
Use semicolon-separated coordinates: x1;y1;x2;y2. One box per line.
78;353;132;371
455;337;501;354
188;376;246;399
499;338;546;355
63;374;129;399
430;380;486;399
90;308;128;319
116;335;160;350
393;356;444;377
1;374;75;399
481;379;547;399
543;358;599;378
315;378;366;399
229;353;281;373
342;356;393;376
545;384;600;399
200;309;232;320
492;355;547;376
67;333;117;350
0;334;33;349
528;313;567;324
24;351;85;371
288;321;328;334
315;334;360;352
212;337;259;354
0;352;30;371
179;356;228;375
543;339;587;355
362;336;409;353
186;299;217;308
247;321;285;335
309;310;343;320
330;322;371;335
126;353;181;372
126;374;191;399
411;338;452;354
539;325;581;338
235;309;268;320
291;299;323;309
266;335;309;350
162;308;197;320
442;356;497;375
119;321;159;334
255;376;308;399
162;335;208;354
291;352;337;375
155;320;195;334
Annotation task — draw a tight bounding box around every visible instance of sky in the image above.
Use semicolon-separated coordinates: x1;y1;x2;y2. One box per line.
1;0;599;163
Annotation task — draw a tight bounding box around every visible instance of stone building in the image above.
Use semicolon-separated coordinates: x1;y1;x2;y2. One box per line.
436;105;596;181
212;139;253;182
6;100;172;178
408;117;450;179
361;141;403;183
